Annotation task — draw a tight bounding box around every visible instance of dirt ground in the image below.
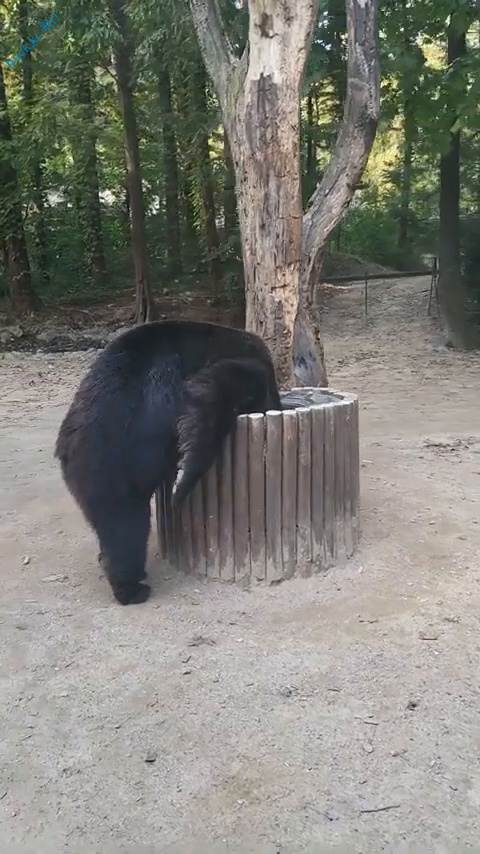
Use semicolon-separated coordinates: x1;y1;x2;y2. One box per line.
1;276;480;853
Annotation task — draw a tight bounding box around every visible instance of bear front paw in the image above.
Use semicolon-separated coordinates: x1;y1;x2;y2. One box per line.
113;582;151;605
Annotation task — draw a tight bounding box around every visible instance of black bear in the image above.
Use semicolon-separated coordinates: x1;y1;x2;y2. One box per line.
55;320;281;605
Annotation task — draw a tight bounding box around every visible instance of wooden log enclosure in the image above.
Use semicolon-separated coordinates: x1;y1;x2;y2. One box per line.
155;388;360;583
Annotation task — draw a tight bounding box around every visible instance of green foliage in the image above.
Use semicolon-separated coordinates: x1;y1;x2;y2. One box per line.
0;0;479;309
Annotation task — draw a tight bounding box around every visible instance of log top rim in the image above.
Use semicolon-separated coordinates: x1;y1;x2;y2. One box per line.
237;387;358;421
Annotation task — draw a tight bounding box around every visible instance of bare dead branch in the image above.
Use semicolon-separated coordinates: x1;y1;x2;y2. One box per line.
188;0;238;108
301;0;380;283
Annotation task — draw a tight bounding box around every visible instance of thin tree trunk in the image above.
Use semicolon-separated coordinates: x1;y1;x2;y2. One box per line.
19;0;48;292
182;167;201;264
175;81;201;265
223;129;237;240
70;53;108;291
438;16;477;348
397;104;414;258
158;62;182;275
328;0;347;126
0;64;35;315
304;88;317;206
122;178;130;240
109;0;156;323
193;64;223;299
439;128;465;342
397;15;416;263
306;91;314;181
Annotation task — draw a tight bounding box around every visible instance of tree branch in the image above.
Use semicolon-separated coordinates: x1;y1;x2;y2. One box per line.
188;0;238;108
301;0;379;280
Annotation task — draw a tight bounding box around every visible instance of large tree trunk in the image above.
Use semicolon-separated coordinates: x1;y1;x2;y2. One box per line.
69;52;108;292
0;64;35;315
438;16;477;348
190;1;317;386
158;62;182;275
110;0;156;323
19;0;48;293
229;76;302;387
189;0;379;388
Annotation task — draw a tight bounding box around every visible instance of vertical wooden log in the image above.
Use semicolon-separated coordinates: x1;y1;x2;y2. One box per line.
334;402;347;562
351;396;360;540
178;493;194;574
233;415;250;585
155;487;167;561
265;410;283;582
219;433;234;581
204;461;220;579
249;414;266;581
296;407;312;576
163;478;175;564
311;405;325;571
191;480;207;577
343;401;354;557
282;411;298;579
323;405;335;565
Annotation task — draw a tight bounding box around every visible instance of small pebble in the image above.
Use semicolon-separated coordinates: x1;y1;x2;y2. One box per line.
391;748;407;757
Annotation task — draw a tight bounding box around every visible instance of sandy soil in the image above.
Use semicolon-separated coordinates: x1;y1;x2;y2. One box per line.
1;276;480;853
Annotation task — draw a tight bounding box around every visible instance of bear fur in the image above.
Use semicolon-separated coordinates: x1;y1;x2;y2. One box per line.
172;356;277;508
55;320;281;605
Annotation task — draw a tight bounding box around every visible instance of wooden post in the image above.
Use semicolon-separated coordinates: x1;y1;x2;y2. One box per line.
155;388;360;583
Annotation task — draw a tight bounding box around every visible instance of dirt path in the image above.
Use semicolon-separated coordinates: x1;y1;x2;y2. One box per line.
1;277;479;853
